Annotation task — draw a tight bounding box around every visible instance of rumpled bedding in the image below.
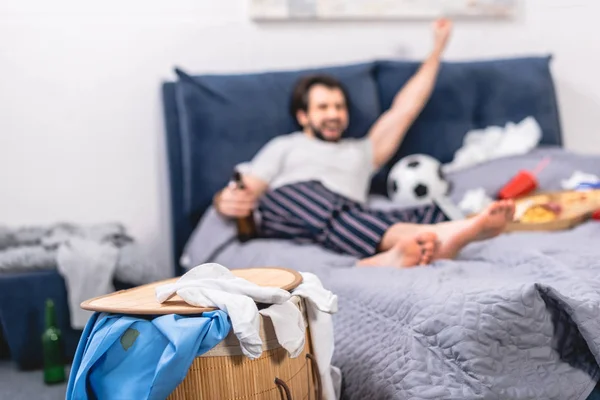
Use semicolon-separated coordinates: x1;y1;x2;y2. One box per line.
0;223;157;283
182;147;600;399
0;223;158;328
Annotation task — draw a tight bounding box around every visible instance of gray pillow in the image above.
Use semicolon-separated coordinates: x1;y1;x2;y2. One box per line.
180;207;237;269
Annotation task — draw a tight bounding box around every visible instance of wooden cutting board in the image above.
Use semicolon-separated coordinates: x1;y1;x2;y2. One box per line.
80;267;303;316
505;189;600;232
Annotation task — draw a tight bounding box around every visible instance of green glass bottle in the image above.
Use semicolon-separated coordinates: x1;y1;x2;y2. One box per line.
42;299;65;384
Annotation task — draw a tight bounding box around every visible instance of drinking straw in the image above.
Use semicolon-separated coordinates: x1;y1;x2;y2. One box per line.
531;157;551;176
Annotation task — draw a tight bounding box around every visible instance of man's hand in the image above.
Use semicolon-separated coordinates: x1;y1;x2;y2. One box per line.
433;18;453;53
214;183;257;218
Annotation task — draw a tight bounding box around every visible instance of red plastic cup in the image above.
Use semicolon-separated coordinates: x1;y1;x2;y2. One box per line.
593;210;600;221
498;170;538;200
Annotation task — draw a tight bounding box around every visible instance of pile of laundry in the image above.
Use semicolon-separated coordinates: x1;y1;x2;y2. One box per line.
66;263;341;400
0;223;158;328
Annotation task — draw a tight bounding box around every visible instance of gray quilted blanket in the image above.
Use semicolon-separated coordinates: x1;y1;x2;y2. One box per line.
325;222;600;399
209;222;600;399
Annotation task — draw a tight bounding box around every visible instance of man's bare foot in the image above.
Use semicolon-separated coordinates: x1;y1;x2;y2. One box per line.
436;200;515;259
358;232;438;268
474;200;516;240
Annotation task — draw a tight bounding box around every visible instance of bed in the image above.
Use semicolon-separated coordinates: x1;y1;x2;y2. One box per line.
162;57;600;399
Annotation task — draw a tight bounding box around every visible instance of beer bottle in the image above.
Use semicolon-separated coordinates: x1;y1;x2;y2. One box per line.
232;171;257;242
42;299;66;384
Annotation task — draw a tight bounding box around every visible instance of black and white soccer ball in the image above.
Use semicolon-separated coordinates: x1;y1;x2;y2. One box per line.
388;154;451;203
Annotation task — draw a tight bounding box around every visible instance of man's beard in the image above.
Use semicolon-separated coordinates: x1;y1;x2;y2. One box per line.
309;120;345;143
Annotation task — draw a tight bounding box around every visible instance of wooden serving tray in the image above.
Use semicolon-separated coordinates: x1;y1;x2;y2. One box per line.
505;189;600;232
80;267;303;316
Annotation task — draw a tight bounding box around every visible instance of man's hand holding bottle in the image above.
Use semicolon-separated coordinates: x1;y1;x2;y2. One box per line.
214;172;257;219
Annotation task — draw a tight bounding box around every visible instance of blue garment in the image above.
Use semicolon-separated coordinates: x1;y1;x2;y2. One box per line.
66;310;231;400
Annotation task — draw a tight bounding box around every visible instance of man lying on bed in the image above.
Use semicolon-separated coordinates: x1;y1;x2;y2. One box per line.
213;18;515;268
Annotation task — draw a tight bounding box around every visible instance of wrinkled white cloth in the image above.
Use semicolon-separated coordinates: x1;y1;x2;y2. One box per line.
155;263;291;359
561;171;600;190
443;116;542;173
293;272;341;400
458;188;495;215
259;301;306;358
57;238;119;329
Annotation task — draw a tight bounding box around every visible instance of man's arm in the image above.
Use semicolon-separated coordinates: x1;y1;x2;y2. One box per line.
369;19;453;169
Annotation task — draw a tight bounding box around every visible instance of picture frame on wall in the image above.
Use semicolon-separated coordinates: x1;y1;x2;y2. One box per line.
249;0;517;20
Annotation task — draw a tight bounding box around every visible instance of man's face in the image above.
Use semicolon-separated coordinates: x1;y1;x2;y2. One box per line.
297;84;349;142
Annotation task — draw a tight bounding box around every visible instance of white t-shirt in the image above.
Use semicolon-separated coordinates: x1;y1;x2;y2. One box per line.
241;132;376;204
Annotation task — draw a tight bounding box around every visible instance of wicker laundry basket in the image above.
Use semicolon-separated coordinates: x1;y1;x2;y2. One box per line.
80;267;320;400
168;296;321;400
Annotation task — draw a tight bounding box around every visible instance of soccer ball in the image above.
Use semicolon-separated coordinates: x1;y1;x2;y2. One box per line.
387;154;451;204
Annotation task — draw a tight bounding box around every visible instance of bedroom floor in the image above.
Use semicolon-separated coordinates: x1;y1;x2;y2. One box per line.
0;361;69;400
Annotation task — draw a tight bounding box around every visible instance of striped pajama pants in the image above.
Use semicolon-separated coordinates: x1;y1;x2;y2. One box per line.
257;181;449;258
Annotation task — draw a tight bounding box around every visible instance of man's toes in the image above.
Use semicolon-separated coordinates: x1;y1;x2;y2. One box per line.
418;232;438;242
491;201;513;219
499;201;513;220
497;200;509;211
422;241;435;252
420;251;433;265
505;201;516;219
419;243;434;263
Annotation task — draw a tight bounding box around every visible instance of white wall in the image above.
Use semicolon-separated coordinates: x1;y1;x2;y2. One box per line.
1;0;599;279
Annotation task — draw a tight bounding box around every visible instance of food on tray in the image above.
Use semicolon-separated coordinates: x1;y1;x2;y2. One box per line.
577;189;600;205
562;191;590;205
509;189;600;231
519;203;560;223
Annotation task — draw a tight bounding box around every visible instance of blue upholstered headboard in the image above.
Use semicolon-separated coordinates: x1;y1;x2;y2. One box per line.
162;56;563;274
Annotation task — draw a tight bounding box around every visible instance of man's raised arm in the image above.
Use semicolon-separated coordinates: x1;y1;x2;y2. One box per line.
368;18;453;169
